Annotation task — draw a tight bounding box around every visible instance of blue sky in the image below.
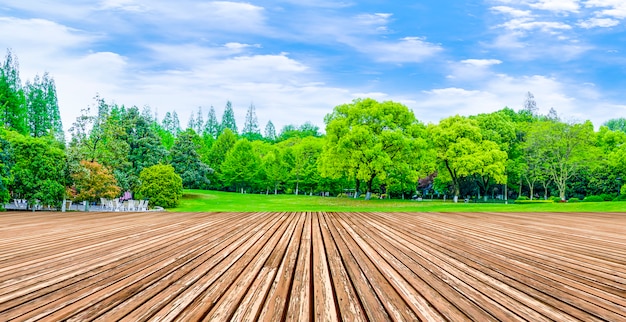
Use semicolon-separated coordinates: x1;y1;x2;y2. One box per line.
2;0;626;133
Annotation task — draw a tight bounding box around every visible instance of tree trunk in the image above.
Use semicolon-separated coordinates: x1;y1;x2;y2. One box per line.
354;179;360;199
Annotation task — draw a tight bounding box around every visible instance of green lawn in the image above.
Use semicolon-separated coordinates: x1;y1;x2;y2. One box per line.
169;190;626;212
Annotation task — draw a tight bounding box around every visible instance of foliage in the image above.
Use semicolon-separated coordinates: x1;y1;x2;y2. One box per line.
25;72;63;141
220;139;260;192
321;98;431;200
242;103;261;140
169;129;212;189
221;101;238;135
516;196;529;201
204;106;220;138
583;195;604;202
568;197;580;203
264;120;276;142
136;164;182;208
71;160;121;202
7;132;66;208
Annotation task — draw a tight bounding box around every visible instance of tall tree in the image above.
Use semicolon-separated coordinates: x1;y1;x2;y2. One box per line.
221;101;238;135
242;103;261;140
264;120;276;141
71;160;121;203
204;105;220;138
207;128;237;189
220;139;260;193
25;72;63;141
604;118;626;133
525;120;597;200
429;115;507;202
0;49;27;134
169;129;213;189
522;91;538;116
320;98;431;200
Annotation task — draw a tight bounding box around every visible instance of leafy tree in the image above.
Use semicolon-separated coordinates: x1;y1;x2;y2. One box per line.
220;139;260;193
283;136;323;195
604;118;626;133
261;145;287;194
161;111;182;136
206;128;237;189
320;98;431;200
0;130;13;207
169;129;212;189
0;49;27;134
204;106;220;138
136;164;182;208
124;106;167;186
277;122;322;142
71;160;121;203
429;115;507;202
221;101;238;135
7;132;66;208
25;72;63;141
525;120;597;200
264;120;276;141
242;103;261;140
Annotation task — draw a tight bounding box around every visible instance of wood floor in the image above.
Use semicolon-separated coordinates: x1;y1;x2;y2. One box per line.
0;211;625;321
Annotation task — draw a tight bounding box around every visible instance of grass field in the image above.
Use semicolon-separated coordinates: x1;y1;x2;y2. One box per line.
169;189;626;212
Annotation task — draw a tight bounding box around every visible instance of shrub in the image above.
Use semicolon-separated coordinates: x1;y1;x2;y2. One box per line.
600;193;615;201
516;196;530;201
514;199;555;204
568;197;580;203
135;164;183;208
549;196;562;202
583;195;604;202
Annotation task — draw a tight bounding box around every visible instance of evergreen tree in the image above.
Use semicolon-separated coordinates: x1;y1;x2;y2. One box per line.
204;105;220;138
264;120;276;141
0;49;27;134
242;103;260;140
194;106;204;134
172;111;181;134
169;129;213;189
187;112;195;131
221;101;238;135
161;112;175;135
25;72;63;141
522;91;538;116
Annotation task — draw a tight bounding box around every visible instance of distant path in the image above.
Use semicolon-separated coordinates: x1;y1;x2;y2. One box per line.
0;211;624;321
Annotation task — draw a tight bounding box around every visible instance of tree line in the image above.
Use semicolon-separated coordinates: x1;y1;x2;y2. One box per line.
2;49;626;209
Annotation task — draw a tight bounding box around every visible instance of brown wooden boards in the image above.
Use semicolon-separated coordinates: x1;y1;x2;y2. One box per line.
0;211;624;321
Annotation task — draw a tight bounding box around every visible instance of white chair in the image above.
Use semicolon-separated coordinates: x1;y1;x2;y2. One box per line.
127;199;135;211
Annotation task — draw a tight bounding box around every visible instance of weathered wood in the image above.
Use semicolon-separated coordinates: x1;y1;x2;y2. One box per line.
0;211;625;321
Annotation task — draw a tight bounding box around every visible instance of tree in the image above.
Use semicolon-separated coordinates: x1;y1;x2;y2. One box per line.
0;130;13;207
135;164;182;208
169;129;213;189
204;106;220;138
604;118;626;133
320;98;431;200
261;145;287;194
25;72;63;141
242;103;261;140
206;128;237;189
71;160;121;203
264;120;276;141
221;101;238;135
522;91;538;116
429;115;507;202
7;132;66;209
525;120;597;200
162;111;182;136
0;49;27;134
220;139;260;193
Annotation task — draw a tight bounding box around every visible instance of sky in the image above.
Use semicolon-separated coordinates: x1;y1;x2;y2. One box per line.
2;0;626;134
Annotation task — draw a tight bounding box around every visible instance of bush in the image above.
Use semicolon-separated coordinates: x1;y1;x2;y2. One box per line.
600;193;615;201
135;164;183;208
516;196;530;201
568;197;580;203
514;199;555;204
549;196;562;202
583;195;604;202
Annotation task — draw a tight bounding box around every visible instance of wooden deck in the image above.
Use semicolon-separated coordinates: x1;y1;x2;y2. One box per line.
0;211;625;321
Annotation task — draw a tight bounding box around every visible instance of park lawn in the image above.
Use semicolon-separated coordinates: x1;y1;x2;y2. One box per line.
169;189;626;212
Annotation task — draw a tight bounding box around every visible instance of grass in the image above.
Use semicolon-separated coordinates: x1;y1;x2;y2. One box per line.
169;190;626;212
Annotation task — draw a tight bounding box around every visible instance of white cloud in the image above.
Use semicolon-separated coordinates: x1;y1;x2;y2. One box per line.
585;0;626;19
578;17;620;28
529;0;581;13
365;37;443;63
460;59;503;67
501;18;572;32
491;6;533;17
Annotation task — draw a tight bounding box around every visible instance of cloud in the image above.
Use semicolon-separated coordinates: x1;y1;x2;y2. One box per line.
460;59;503;67
529;0;580;13
358;37;443;63
491;6;533;17
578;17;620;28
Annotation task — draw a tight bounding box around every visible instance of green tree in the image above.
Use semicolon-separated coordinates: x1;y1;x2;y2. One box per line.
71;160;121;203
169;129;212;189
204;106;220;138
207;128;237;189
320;98;430;200
264;120;276;142
0;49;27;134
0;130;14;207
261;145;287;194
604;118;626;133
25;72;63;141
429;115;507;202
525;120;598;200
7;132;66;209
220;139;260;193
136;164;182;208
242;103;261;140
161;111;182;136
221;101;238;135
